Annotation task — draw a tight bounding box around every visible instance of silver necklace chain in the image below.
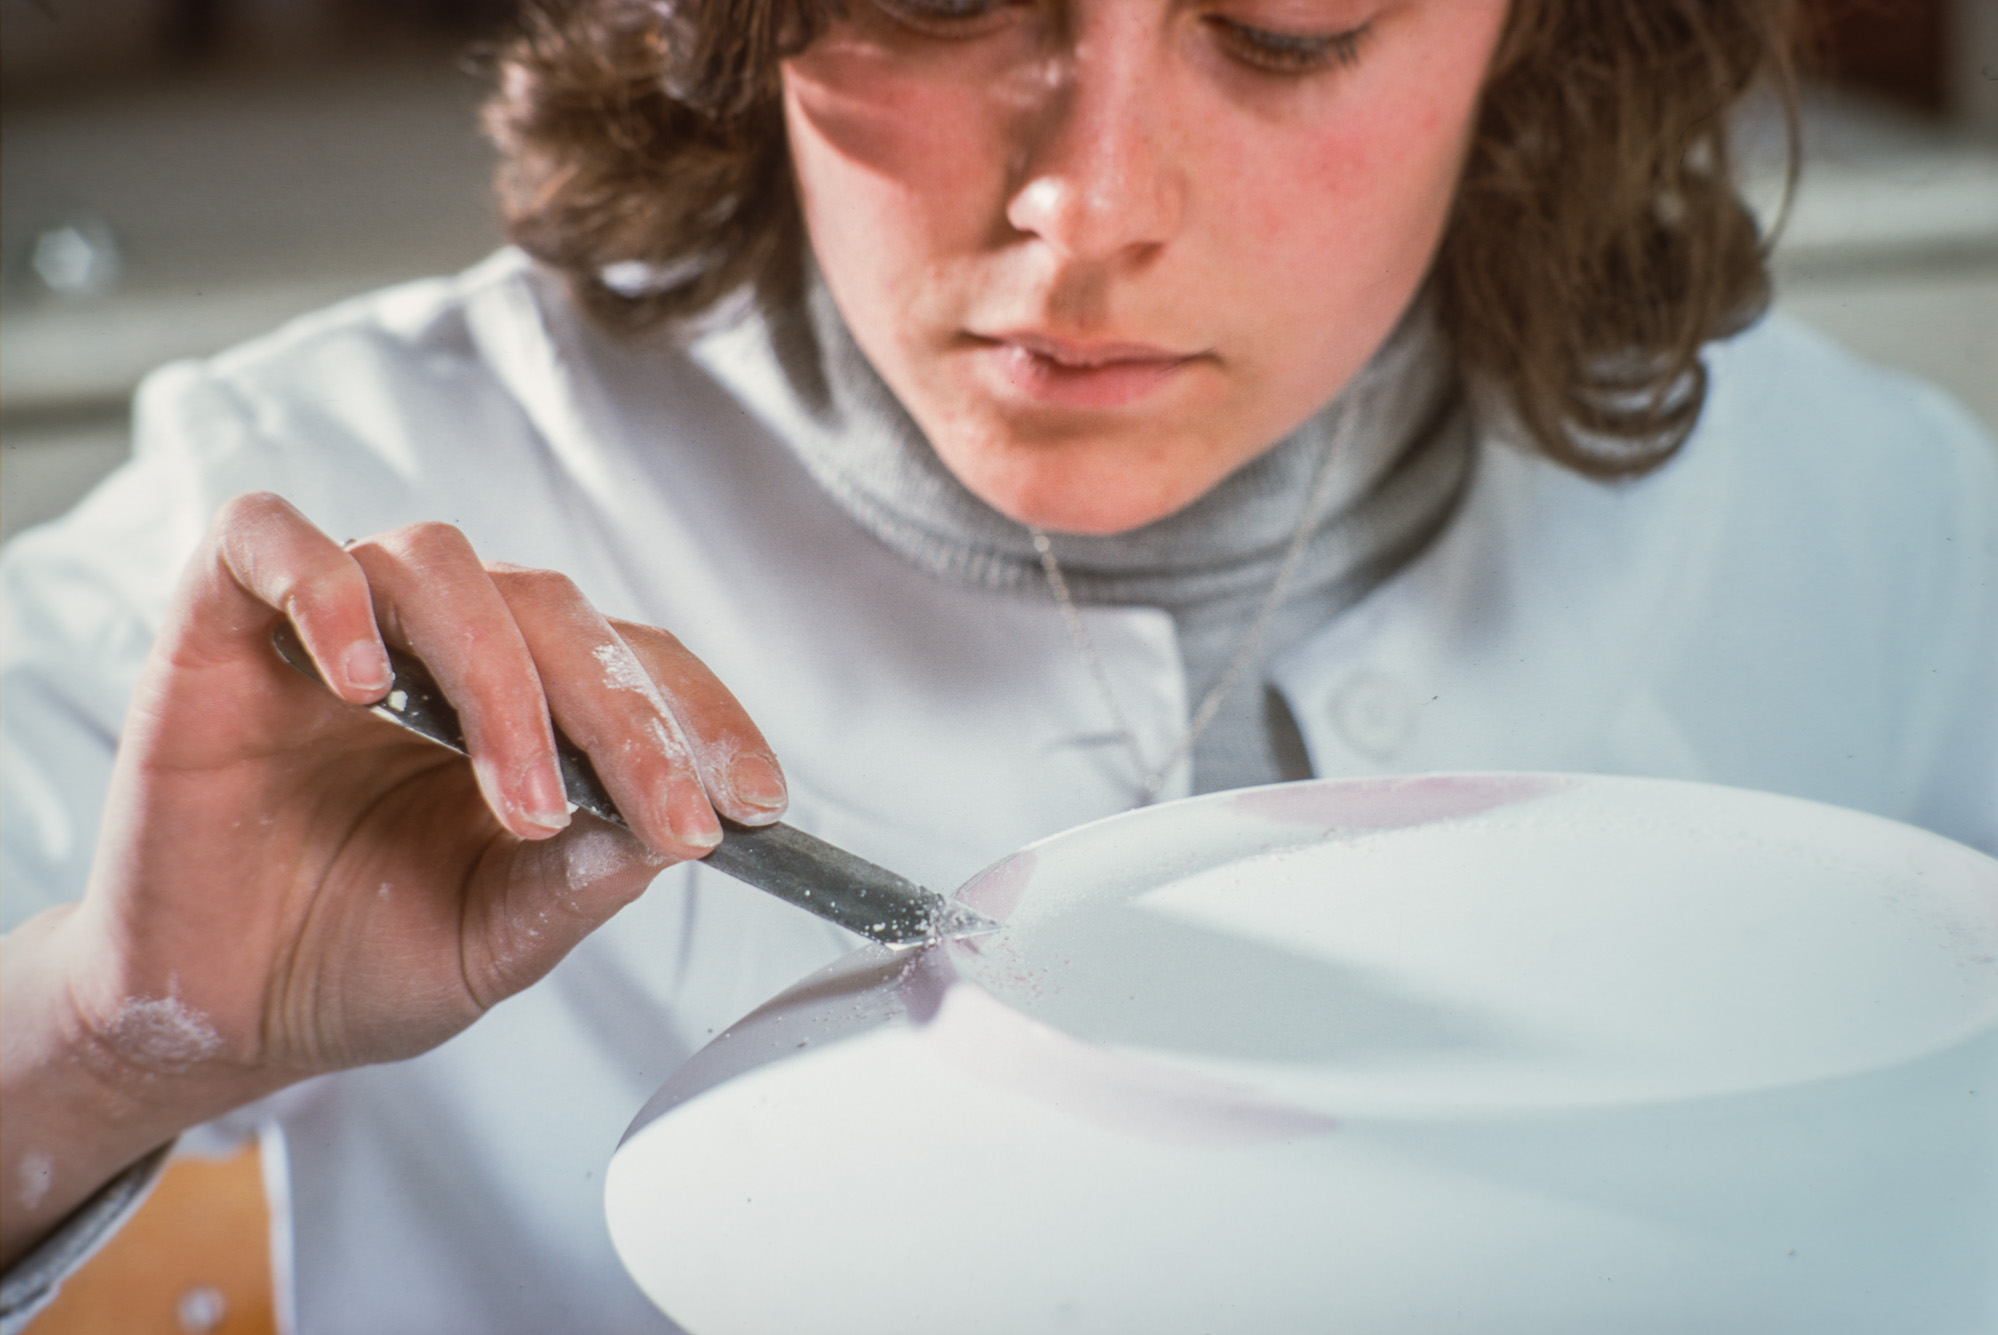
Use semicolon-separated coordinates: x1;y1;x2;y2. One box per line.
1029;406;1362;806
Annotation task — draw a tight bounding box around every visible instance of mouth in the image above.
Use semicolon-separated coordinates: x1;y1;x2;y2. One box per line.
969;330;1205;410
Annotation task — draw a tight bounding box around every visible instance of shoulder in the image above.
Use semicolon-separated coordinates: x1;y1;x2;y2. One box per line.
133;249;547;482
1664;313;1996;659
1467;310;1996;607
1694;310;1997;531
0;250;712;695
1670;316;1997;845
1702;309;1987;449
117;250;744;565
1;252;571;677
1501;312;1996;831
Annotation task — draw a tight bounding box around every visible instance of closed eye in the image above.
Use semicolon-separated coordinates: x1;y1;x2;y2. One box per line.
1206;17;1372;75
868;0;1023;38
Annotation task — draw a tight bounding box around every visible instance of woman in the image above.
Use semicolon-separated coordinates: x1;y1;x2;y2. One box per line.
3;0;1993;1328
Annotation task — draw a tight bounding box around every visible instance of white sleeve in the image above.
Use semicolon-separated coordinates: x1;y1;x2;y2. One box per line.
0;362;258;930
0;1145;172;1335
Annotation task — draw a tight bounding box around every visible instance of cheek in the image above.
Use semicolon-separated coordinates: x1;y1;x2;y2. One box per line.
1271;114;1457;272
1204;134;1430;414
1232;2;1500;268
1223;68;1484;352
783;43;1025;285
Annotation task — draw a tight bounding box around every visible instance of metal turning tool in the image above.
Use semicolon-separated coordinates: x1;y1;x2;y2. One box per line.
271;623;1000;949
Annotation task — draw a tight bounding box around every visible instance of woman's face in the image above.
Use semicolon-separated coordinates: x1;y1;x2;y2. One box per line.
781;0;1508;534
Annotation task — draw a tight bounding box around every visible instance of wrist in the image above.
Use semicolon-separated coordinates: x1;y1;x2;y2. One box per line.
0;907;280;1266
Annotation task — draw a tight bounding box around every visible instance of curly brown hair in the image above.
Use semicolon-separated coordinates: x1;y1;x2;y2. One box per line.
484;0;1797;478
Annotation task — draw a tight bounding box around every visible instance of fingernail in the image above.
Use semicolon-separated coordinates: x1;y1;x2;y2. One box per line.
668;785;723;852
523;759;571;834
727;753;788;815
342;642;391;695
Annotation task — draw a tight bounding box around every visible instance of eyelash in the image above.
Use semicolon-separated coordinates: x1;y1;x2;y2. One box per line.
868;0;1017;37
868;0;1374;78
1205;17;1372;76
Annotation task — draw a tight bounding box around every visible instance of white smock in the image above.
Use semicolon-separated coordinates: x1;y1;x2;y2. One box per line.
3;249;1995;1332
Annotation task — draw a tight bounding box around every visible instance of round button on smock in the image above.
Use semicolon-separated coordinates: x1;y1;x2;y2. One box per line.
1330;670;1418;758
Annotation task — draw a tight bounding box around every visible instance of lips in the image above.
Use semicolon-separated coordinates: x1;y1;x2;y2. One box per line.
971;330;1204;410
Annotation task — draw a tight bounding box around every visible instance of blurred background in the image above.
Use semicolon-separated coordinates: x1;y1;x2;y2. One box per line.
4;0;1997;541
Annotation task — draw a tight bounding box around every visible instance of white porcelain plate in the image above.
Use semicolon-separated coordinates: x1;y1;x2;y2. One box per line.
607;775;1998;1334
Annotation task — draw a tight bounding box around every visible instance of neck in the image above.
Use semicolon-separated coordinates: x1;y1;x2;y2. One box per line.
764;269;1475;794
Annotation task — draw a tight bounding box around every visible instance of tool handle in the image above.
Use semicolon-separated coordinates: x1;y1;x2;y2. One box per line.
268;621;953;946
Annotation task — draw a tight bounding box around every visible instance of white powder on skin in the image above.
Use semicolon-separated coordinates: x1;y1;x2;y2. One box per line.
592;641;654;697
645;716;693;766
16;1151;53;1211
103;994;225;1075
591;642;711;790
565;821;637;892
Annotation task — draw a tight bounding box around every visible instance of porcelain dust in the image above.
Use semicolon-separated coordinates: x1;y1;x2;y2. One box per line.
14;1151;53;1212
102;992;224;1075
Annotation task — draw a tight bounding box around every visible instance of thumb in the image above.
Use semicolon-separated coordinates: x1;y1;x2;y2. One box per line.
459;817;676;1007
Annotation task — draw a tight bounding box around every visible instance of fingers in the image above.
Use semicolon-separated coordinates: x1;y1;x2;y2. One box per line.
182;492;391;703
193;498;570;844
610;618;789;827
345;527;570;842
348;540;787;859
192;495;786;860
485;567;725;860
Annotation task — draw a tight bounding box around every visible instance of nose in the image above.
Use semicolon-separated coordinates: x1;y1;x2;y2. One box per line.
1004;10;1186;266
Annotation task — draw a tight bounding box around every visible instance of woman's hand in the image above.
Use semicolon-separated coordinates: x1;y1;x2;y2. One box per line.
0;493;786;1262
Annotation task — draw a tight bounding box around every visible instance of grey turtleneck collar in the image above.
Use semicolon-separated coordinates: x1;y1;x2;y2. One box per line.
764;273;1474;798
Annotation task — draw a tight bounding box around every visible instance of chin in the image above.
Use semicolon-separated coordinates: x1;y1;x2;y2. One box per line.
923;400;1255;535
954;453;1215;537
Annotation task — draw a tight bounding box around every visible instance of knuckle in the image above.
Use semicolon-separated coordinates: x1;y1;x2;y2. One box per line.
219;490;288;523
378;520;475;568
286;564;364;618
215;491;302;550
495;566;581;609
610;619;688;656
